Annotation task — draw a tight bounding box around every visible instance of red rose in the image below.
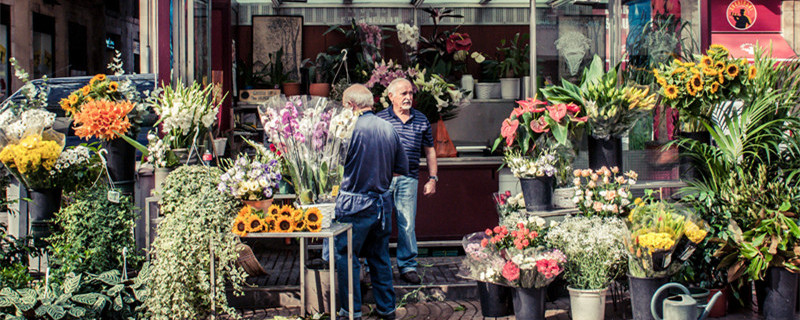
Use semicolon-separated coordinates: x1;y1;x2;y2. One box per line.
502;261;520;282
446;33;472;54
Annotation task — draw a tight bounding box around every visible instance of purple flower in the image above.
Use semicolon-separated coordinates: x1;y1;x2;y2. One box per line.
312;122;329;151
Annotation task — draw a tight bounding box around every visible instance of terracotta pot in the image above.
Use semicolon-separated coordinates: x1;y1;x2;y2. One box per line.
242;198;274;212
308;83;331;97
707;287;729;318
282;82;301;96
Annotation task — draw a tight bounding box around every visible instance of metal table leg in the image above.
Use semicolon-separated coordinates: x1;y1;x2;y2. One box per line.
329;235;336;318
300;237;306;316
347;228;353;320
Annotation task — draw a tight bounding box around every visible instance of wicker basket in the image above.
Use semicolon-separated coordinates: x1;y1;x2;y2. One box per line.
236;243;267;276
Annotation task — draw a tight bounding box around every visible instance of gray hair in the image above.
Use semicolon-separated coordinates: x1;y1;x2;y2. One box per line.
342;84;374;109
385;78;412;96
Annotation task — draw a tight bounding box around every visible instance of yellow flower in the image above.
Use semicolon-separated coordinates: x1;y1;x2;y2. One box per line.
710;82;720;94
656;76;667;87
633;198;643;206
81;85;91;96
700;56;713;67
307;223;322;232
718;73;725;84
710;44;728;52
690;74;704;91
295;220;306;232
263;216;276;232
685;221;708;243
108;81;119;92
703;67;718;76
748;65;757;80
671;67;687;76
714;61;726;70
638;232;675;251
663;85;679;99
267;204;280;217
275;216;295;233
292;209;304;221
245;215;264;233
0;135;62;174
238;205;252;218
278;205;294;218
686;81;698;96
90;74;106;86
726;64;739;78
682;62;696;68
304;208;322;226
232;216;248;237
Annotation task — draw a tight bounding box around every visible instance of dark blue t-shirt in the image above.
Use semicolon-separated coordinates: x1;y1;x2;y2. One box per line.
340;111;409;194
376;107;433;179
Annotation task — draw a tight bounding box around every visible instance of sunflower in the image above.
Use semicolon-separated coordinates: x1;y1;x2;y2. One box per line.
292;209;305;221
714;61;725;70
238;205;253;218
718;73;725;84
682;62;696;68
81;85;91;95
295;220;306;232
664;85;679;99
232;217;248;237
690;74;704;92
108;81;119;92
710;44;728;52
69;94;79;104
307;223;322;233
748;65;757;80
671;67;687;76
263;216;276;232
700;56;713;67
275;216;295;233
726;64;739;78
267;204;281;217
89;74;106;86
710;82;720;94
278;205;294;218
686;81;698;96
246;215;264;233
703;67;717;76
304;208;322;226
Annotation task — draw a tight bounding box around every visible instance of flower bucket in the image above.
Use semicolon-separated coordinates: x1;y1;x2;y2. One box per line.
759;267;798;320
677;131;710;183
243;198;274;212
102;139;136;195
28;187;61;246
512;286;546;320
500;78;520;100
568;286;608;320
474;82;495;100
477;281;514;317
552;187;577;209
299;202;334;229
153;167;174;195
588;136;623;170
173;148;198;165
629;274;669;320
519;176;553;212
707;287;728;318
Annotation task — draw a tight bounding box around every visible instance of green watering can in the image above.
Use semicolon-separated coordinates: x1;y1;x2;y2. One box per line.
651;283;723;320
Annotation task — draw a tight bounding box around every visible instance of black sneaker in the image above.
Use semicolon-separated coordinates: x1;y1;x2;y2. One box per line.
400;270;421;284
377;311;396;320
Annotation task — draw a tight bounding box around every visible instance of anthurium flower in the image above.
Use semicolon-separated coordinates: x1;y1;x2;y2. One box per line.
547;103;567;123
530;117;549;133
446;33;472;54
501;118;519;147
516;97;547;113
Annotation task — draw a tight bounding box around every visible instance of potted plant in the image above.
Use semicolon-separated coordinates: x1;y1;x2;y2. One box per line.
496;33;530;100
546;216;628;320
307;52;342;97
475;58;501;99
541;55;656;170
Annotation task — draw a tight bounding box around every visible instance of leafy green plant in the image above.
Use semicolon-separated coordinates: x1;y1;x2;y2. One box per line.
496;33;529;78
0;267;149;319
1;223;39;290
47;186;141;281
144;165;246;319
306;52;343;84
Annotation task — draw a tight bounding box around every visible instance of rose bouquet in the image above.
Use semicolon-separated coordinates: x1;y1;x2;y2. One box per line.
231;204;324;236
481;220;566;288
625;197;708;278
654;44;754;133
545;216;627;289
571;166;638;218
258;95;359;204
459;232;510;284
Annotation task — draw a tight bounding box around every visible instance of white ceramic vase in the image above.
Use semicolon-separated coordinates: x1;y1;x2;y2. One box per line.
461;74;475;98
500;77;520;100
568;286;608;320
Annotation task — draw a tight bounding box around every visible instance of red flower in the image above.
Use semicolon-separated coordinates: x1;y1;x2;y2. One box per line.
511;107;526;118
501;119;519;147
516;98;547;113
504;190;512;197
269;143;277;152
530;117;550;133
566;103;581;114
485;229;493;236
547;103;567;123
502;261;520;282
571;116;589;123
481;238;489;247
446;33;472;54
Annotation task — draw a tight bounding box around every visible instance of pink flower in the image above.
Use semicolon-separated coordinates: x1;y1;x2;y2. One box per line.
501;119;519;147
547;103;567;123
481;238;489;247
530;117;550;133
536;259;562;279
485;229;493;236
446;33;472;53
592;201;603;212
516;98;547;113
565;103;580;114
502;261;520;282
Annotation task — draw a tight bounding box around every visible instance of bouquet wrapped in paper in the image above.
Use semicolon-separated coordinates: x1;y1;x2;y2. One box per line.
258;95;359;204
458;232;509;285
625;198;709;278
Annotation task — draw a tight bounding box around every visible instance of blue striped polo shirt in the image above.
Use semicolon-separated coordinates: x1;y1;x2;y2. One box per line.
376;106;433;179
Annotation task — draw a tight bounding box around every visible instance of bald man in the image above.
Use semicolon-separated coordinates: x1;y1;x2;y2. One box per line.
334;84;408;320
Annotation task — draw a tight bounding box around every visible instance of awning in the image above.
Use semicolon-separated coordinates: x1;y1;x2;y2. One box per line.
711;33;798;61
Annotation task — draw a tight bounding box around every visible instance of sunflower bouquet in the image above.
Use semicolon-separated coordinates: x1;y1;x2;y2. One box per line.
654;44;754;133
624;197;709;278
231;204;324;236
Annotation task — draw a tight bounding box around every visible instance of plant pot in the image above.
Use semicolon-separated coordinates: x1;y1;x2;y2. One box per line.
519;176;554;212
588;136;623;170
758;267;798;319
28;187;62;244
552;187;577;209
460;75;475;99
477;281;514;317
707;287;729;318
677;131;711;182
308;83;331;97
500;78;521;100
568;286;608;320
282;82;301;96
153;167;173;195
213;138;228;156
298;202;334;229
512;286;546;320
475;82;496;100
243;198;274;212
173;148;198;165
101;139;136;194
629;274;669;320
278;179;295;195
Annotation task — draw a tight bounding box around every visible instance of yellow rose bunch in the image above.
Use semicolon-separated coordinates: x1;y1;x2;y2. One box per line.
0;134;62;175
637;232;675;251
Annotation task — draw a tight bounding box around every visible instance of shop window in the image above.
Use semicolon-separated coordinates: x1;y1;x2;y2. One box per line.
0;4;10;99
32;13;55;79
69;22;88;76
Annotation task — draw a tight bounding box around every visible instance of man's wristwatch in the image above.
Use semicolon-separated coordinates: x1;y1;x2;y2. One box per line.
429;175;438;182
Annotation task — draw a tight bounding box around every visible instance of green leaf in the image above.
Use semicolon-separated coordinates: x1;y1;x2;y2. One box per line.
72;293;103;305
113;131;149;156
0;297;12;308
63;274;82;295
47;305;66;320
108;284;124;297
35;304;49;317
96;270;122;286
68;306;86;318
113;294;123;311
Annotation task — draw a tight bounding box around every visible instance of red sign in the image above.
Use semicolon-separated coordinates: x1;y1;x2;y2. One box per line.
711;0;781;32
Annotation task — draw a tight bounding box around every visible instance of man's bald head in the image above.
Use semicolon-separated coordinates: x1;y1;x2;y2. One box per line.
342;84;374;111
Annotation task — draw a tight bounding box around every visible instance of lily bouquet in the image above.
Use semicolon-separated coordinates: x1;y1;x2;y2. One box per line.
258;96;359;204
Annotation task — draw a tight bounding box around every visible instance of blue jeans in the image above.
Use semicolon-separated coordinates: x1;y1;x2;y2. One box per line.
390;175;418;274
334;205;395;317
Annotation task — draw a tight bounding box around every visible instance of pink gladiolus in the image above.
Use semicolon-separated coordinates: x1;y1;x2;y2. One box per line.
502;261;520;282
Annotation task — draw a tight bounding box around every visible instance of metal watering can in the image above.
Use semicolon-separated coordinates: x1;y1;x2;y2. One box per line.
651;283;723;320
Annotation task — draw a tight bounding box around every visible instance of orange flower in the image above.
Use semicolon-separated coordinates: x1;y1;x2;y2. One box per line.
90;74;107;86
81;85;91;96
108;81;119;92
72;99;134;140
